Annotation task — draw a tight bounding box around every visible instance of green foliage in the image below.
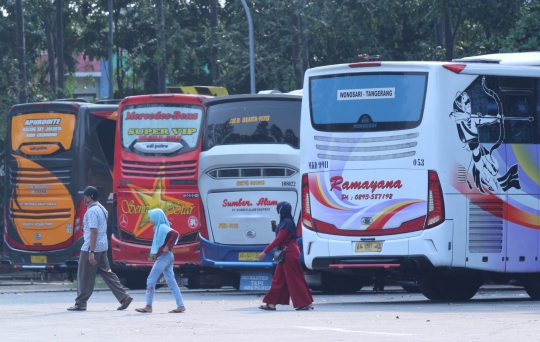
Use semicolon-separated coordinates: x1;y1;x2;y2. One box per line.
0;0;533;99
492;0;540;53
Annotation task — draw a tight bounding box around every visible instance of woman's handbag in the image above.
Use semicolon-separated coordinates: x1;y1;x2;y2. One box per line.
273;249;285;263
272;237;294;263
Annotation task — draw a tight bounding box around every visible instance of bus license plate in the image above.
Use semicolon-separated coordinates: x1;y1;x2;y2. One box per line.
238;252;259;261
31;255;47;263
355;242;383;253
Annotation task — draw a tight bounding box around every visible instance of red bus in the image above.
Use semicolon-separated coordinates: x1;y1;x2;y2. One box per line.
112;93;232;289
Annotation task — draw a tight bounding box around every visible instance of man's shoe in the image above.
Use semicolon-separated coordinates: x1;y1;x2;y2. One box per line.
67;304;86;311
117;296;133;310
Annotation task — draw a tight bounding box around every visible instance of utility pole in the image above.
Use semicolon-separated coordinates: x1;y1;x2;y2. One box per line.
16;0;27;103
108;0;114;99
240;0;255;94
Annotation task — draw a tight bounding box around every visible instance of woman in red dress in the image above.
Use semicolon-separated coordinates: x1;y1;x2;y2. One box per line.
257;201;314;311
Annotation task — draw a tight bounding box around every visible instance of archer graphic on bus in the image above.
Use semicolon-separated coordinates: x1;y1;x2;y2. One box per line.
449;77;521;194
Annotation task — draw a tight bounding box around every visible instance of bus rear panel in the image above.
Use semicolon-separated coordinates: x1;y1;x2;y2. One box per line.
112;95;210;288
301;58;540;299
3;101;117;272
198;94;301;290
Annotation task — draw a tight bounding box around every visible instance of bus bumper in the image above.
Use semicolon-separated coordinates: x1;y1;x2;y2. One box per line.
2;238;83;271
303;220;453;271
111;235;200;267
199;236;275;269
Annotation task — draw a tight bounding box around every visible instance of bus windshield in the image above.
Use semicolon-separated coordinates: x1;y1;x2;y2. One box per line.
121;103;204;155
204;99;301;150
310;72;428;132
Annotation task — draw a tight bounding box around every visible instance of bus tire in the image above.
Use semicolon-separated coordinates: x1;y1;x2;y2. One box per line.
320;272;366;294
401;284;421;293
417;278;444;300
419;275;482;301
184;275;201;290
523;274;540;300
124;274;148;290
435;275;482;301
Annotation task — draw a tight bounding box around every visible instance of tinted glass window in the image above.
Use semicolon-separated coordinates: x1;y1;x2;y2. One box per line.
121;103;203;156
463;76;535;144
96;119;116;167
204;99;301;150
309;72;427;132
504;94;533;144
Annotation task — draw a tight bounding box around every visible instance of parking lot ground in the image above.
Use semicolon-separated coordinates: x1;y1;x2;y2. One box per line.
1;283;539;342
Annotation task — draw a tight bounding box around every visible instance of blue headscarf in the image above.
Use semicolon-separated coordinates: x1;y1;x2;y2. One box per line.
275;201;297;238
148;209;177;255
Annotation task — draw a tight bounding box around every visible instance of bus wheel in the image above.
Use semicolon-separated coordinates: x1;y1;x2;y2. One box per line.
419;276;482;301
401;283;421;293
184;276;201;290
417;278;444;300
320;272;366;294
523;274;540;300
124;274;148;290
433;275;482;301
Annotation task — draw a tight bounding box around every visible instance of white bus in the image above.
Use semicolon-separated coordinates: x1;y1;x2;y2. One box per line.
198;93;302;290
300;52;540;300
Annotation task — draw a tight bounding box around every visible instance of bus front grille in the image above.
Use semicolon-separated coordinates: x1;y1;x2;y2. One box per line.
121;160;197;178
468;199;503;253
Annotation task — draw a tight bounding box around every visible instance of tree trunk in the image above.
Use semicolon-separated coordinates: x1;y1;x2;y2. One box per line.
42;12;56;95
16;0;27;103
210;0;219;81
444;9;454;61
434;20;443;47
114;10;123;97
156;0;167;93
108;0;114;99
292;15;302;90
56;0;64;99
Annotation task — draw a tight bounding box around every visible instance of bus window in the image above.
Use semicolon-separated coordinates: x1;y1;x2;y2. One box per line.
120;103;203;156
204;99;300;150
309;73;427;132
504;94;534;144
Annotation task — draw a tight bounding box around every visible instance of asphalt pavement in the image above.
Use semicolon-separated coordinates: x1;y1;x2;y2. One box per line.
0;281;538;342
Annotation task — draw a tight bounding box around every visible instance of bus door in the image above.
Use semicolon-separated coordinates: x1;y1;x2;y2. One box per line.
500;77;538;273
463;75;539;273
463;76;508;272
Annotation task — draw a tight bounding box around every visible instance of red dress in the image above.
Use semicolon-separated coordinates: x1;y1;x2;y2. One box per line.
262;229;313;308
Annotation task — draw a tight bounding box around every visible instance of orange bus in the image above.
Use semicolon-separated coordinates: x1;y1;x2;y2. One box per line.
2;100;117;275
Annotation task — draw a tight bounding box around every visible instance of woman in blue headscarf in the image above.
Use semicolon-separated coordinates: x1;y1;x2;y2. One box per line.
257;201;314;311
135;208;185;313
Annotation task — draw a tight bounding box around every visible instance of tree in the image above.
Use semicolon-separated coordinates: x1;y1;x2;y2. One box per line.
487;0;540;53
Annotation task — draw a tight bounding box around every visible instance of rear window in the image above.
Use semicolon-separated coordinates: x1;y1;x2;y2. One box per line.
203;99;301;150
121;103;203;156
11;111;77;155
309;72;428;132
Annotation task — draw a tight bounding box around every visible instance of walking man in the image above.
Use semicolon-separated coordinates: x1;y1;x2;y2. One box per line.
67;186;133;311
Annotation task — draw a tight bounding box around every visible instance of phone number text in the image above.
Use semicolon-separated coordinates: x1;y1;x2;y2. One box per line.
342;193;394;200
